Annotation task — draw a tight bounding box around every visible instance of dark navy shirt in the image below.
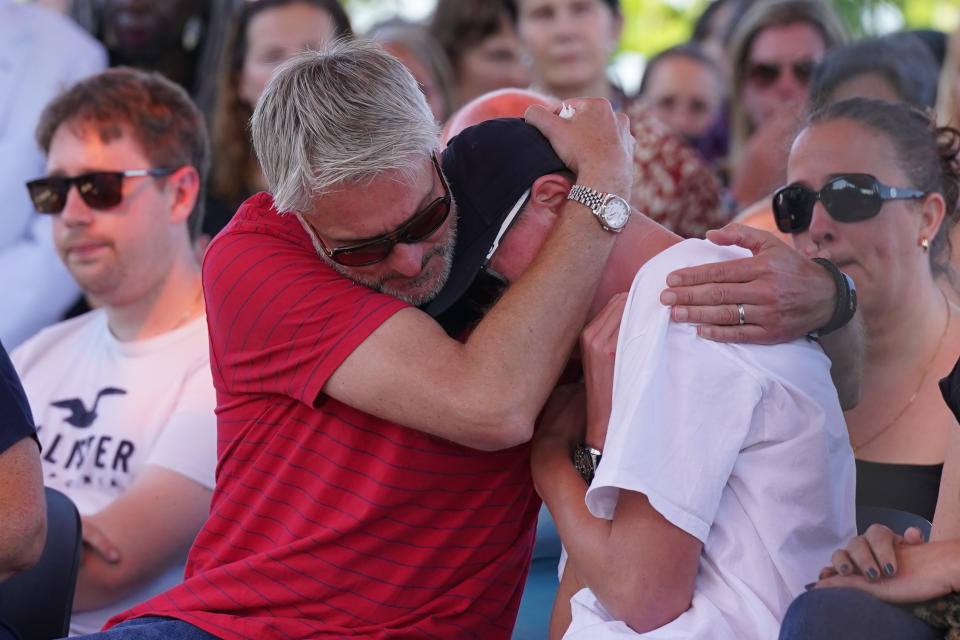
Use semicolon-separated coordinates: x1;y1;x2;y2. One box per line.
0;341;36;454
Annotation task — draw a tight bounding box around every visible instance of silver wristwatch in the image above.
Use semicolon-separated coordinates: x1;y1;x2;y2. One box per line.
567;184;630;232
573;444;603;484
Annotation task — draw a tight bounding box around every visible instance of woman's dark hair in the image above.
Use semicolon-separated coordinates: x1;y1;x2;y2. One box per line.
431;0;515;76
209;0;352;210
808;33;940;112
638;43;725;97
806;97;960;275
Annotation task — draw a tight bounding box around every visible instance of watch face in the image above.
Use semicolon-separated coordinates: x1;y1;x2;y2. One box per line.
602;196;630;229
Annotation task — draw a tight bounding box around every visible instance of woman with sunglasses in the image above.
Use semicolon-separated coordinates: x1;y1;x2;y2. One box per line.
726;0;846;209
774;97;960;527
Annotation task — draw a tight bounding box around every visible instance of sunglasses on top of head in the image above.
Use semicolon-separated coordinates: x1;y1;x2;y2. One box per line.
25;168;179;214
304;155;452;267
746;59;817;88
772;173;928;234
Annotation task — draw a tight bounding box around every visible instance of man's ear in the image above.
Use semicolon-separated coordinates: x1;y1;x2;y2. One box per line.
529;173;574;219
166;165;201;226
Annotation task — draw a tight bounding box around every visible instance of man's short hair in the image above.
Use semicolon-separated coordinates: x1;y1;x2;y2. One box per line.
35;67;210;239
251;38;440;215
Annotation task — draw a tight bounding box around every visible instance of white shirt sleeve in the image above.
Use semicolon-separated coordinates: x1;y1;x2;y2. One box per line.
585;240;763;543
144;360;218;490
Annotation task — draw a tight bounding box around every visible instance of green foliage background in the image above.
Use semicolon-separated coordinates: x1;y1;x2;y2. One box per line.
343;0;959;59
619;0;959;58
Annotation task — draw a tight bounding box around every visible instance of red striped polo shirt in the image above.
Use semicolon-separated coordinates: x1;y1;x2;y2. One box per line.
108;193;540;639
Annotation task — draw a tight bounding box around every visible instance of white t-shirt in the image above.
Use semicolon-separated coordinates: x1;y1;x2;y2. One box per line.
12;310;217;635
564;239;856;640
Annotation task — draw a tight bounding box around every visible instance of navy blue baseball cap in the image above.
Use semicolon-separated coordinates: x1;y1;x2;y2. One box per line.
421;117;568;318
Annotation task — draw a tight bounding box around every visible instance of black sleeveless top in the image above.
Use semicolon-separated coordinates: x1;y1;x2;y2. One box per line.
855;459;942;523
851;352;960;523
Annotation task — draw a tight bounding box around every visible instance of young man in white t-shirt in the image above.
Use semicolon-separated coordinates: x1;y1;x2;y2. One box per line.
430;115;859;640
12;68;216;635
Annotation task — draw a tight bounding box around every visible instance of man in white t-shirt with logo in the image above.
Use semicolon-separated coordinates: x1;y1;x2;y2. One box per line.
12;68;216;635
429;116;858;640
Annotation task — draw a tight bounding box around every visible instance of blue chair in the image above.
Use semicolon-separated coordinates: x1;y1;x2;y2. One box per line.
0;487;82;640
512;504;562;639
856;504;932;541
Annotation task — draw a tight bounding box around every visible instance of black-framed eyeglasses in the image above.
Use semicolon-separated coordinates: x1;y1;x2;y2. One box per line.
304;155;451;267
26;168;178;214
746;59;817;88
772;173;928;234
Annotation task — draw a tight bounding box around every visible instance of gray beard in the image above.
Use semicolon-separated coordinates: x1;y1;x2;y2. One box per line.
298;213;457;305
330;240;454;305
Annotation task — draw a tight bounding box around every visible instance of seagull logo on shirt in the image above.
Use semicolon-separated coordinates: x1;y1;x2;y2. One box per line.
51;387;127;428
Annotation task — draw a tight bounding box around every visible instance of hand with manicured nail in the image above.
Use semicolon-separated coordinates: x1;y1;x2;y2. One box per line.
817;523;924;583
811;538;960;603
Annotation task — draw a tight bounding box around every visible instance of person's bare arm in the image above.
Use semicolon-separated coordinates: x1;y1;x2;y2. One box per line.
532;387;701;633
549;562;583;640
818;313;864;410
72;466;211;611
932;424;960;541
324;98;635;451
659;223;862;409
728;101;802;209
0;436;45;584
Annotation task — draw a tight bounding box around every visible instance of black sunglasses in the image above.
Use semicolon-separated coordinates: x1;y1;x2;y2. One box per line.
772;173;928;234
304;155;451;267
746;59;816;88
26;168;178;214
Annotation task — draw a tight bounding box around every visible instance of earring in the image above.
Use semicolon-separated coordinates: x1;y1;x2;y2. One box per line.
920;237;930;253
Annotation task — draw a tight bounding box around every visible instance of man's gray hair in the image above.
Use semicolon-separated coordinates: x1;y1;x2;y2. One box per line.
251;38;440;214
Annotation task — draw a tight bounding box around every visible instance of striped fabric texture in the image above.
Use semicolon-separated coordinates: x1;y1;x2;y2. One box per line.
109;194;540;640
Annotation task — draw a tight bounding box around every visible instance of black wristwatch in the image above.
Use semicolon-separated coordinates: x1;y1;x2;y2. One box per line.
573;444;603;484
809;257;857;339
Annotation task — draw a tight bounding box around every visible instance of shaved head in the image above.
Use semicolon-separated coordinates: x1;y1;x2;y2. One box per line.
442;88;556;144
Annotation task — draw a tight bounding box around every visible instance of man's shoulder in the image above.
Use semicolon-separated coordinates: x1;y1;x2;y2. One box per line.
218;193;303;238
642;239;749;281
204;193;316;268
624;239;749;321
624;239;825;373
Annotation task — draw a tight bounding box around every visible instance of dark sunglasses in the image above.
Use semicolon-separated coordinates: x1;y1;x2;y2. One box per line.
26;168;178;214
746;59;816;88
772;173;928;234
305;155;451;267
